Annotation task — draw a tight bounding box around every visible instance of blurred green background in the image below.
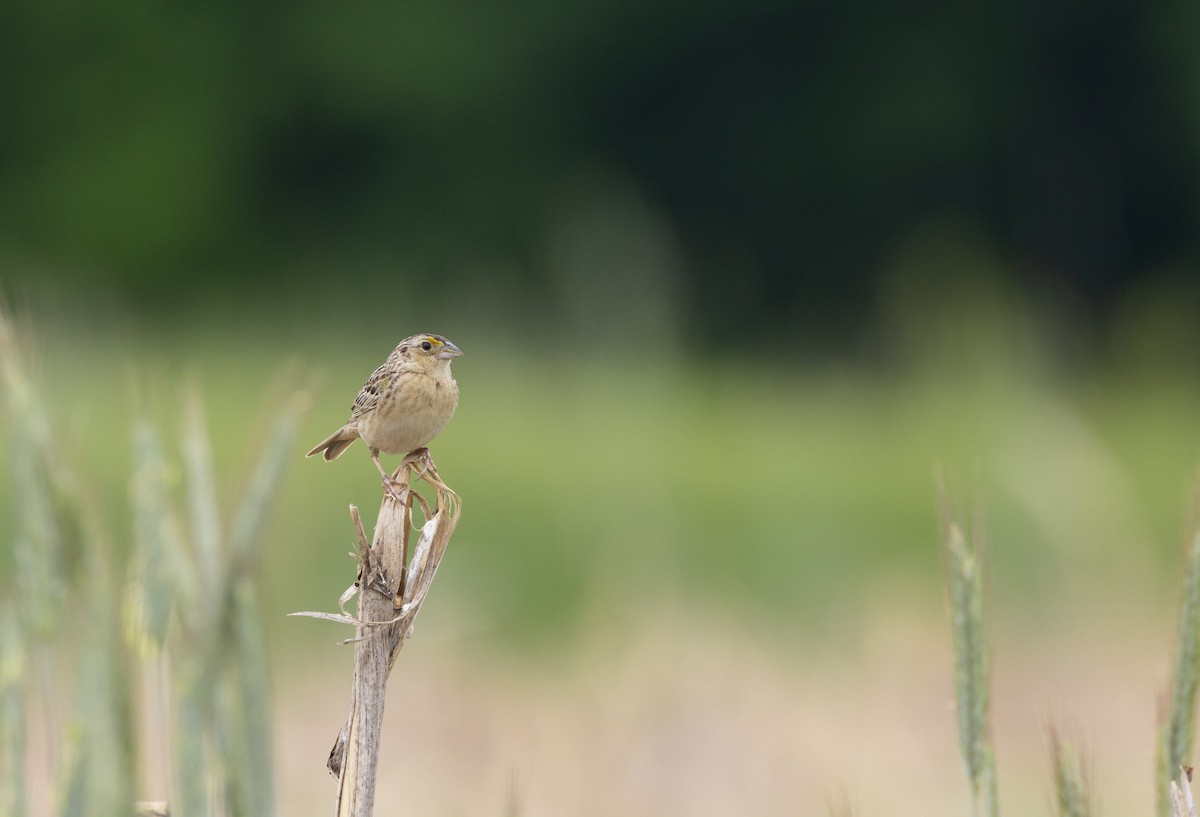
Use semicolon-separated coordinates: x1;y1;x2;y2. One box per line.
5;1;1200;812
5;0;1200;347
4;0;1200;627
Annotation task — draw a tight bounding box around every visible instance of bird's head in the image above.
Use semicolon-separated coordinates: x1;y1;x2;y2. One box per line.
402;334;464;368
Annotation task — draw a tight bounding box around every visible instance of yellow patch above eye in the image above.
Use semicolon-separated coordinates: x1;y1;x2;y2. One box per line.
424;337;441;346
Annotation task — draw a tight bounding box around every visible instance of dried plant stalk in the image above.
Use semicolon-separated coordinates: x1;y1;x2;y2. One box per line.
294;454;460;817
1170;766;1197;817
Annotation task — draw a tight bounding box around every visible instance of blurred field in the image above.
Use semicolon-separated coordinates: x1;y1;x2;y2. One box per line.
274;601;1168;816
4;304;1200;814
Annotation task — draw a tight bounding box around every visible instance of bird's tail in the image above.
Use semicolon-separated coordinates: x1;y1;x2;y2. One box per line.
305;426;359;461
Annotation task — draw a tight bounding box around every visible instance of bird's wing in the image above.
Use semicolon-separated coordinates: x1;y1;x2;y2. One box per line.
349;366;394;419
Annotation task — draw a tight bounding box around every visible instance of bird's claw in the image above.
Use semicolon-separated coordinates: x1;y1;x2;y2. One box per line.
407;447;433;481
380;473;406;503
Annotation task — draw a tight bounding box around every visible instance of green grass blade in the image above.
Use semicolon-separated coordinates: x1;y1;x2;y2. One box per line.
944;521;998;817
1160;528;1200;816
0;308;80;642
126;422;184;652
172;392;300;817
1051;730;1090;817
183;390;222;592
57;726;88;817
59;582;135;817
5;403;66;641
228;581;277;817
173;676;213;817
227;400;302;571
0;609;27;817
210;582;277;817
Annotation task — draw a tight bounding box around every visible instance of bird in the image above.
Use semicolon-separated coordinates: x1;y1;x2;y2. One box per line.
307;333;463;496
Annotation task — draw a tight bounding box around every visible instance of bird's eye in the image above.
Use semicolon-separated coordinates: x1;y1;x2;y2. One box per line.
421;340;433;351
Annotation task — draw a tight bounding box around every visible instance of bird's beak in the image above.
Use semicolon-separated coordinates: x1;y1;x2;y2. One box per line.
437;342;464;360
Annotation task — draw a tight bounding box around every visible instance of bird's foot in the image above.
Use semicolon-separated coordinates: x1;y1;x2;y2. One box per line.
406;447;433;480
380;473;407;503
370;448;407;503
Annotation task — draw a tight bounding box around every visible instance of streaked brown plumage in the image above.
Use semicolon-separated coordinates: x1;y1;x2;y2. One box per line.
306;333;462;492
